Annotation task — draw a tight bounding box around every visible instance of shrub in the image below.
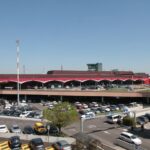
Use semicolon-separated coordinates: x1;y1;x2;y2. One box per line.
123;116;136;127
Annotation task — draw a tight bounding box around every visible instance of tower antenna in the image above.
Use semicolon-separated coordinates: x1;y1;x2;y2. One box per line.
16;40;20;106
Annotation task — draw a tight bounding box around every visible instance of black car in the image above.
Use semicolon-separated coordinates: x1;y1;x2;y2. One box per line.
29;138;45;150
52;140;71;150
145;113;150;121
8;136;22;149
26;112;36;118
23;126;35;134
136;116;149;125
46;123;59;135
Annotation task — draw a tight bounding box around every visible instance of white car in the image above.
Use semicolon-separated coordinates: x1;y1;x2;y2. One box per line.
10;124;22;133
119;132;142;145
81;112;95;120
82;103;88;109
106;114;122;124
20;111;32;118
0;125;9;133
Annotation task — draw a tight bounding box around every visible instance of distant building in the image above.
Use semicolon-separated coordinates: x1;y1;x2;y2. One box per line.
87;63;103;71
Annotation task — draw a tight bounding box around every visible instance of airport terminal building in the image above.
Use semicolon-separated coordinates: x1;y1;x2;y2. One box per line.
0;70;149;90
0;69;149;104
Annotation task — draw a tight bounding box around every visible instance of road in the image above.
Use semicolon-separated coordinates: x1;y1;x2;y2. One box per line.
63;116;150;150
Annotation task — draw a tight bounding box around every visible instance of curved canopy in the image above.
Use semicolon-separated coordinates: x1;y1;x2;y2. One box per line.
0;77;148;84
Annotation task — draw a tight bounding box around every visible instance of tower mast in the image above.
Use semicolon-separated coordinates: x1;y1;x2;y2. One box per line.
16;40;20;106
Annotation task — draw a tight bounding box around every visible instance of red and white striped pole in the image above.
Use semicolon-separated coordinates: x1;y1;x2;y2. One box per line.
16;40;20;106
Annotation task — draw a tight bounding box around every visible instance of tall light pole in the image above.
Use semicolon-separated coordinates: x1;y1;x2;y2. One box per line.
16;40;20;106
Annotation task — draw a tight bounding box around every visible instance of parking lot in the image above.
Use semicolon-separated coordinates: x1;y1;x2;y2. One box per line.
0;100;150;150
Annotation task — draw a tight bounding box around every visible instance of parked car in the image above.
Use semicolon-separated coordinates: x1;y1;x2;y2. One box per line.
0;124;9;133
106;114;122;124
81;111;95;120
33;122;47;135
145;113;150;121
26;112;36;118
118;104;125;110
20;111;33;118
12;110;21;117
46;123;59;135
137;116;149;125
110;105;119;111
29;138;45;150
119;132;142;145
8;136;22;149
10;124;22;133
34;112;42;119
23;126;35;134
52;140;72;150
91;107;101;114
82;103;88;109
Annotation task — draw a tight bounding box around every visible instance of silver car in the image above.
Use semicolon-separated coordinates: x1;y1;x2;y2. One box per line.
10;125;22;133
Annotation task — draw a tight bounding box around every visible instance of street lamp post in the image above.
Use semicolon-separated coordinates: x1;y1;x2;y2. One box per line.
47;125;50;143
80;117;84;133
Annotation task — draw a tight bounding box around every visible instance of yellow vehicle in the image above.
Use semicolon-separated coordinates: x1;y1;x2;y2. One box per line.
33;122;47;135
0;141;11;150
21;144;31;150
45;146;55;150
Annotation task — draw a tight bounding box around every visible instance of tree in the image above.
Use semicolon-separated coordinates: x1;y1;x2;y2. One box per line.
123;116;136;127
43;102;78;133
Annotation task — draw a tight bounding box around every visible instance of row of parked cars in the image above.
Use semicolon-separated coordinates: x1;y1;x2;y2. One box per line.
136;113;150;125
0;105;43;119
74;101;127;120
41;101;61;109
0;122;59;136
75;101;126;112
2;136;71;150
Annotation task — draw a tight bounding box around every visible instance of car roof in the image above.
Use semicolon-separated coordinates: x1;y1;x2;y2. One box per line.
0;125;7;127
107;114;120;117
24;125;32;129
121;132;133;137
10;136;20;140
57;140;68;146
31;138;43;144
35;122;44;126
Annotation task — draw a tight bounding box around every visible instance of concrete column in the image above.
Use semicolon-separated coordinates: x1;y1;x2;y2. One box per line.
101;97;104;104
60;96;63;102
146;97;149;104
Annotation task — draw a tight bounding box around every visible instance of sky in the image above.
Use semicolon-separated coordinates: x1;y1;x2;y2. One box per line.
0;0;150;74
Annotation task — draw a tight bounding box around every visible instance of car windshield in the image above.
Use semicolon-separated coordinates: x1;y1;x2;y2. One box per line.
13;126;19;130
131;135;137;139
107;116;113;119
0;126;6;129
22;112;26;115
58;141;68;146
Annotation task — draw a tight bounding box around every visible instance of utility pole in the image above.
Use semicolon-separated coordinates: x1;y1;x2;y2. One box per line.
16;40;20;106
80;118;84;133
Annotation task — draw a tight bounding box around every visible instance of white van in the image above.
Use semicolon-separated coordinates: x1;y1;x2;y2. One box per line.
106;114;122;123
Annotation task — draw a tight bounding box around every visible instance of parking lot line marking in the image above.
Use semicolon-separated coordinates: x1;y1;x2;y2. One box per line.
104;131;110;134
88;125;96;129
68;128;77;132
122;129;128;131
